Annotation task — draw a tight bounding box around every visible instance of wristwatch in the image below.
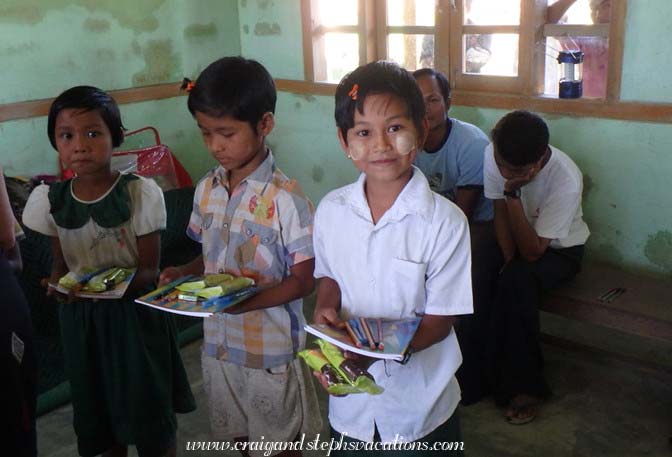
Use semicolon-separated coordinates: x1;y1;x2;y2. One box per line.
503;188;521;199
396;347;414;365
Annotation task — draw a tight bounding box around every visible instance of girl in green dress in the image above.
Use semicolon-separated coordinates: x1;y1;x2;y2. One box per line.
23;86;196;457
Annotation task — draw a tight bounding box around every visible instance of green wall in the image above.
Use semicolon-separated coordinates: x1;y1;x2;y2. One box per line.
239;0;672;275
0;0;240;180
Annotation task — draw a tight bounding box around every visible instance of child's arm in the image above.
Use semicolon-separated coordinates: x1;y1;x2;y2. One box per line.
127;231;161;295
45;236;69;298
158;254;204;285
494;199;517;264
455;188;481;222
409;314;458;351
0;171;16;251
313;276;343;326
503;197;551;262
224;258;315;314
5;243;22;274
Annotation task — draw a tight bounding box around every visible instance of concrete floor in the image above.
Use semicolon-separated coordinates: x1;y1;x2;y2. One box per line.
38;337;672;457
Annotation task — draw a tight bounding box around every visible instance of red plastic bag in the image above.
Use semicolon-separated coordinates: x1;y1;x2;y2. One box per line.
61;126;192;191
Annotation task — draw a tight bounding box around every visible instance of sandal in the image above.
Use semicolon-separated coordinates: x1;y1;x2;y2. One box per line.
505;394;539;425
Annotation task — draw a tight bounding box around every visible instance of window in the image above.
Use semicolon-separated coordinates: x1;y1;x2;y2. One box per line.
301;0;626;103
301;0;375;83
542;0;611;98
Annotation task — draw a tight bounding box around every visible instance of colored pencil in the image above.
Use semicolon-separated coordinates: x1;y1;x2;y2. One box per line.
359;317;376;350
604;287;626;303
343;321;362;348
598;287;618;301
352;320;368;345
599;287;623;303
376;318;384;351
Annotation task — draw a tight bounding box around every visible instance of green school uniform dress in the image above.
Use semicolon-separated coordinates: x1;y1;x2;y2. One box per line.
23;174;196;457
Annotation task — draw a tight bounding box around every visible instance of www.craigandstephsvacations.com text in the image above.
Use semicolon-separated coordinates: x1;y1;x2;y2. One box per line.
186;433;465;455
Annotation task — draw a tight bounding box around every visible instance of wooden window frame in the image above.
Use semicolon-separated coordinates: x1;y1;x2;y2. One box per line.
295;0;672;123
301;0;378;82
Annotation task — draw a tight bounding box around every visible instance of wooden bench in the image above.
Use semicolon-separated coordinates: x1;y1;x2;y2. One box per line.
541;263;672;344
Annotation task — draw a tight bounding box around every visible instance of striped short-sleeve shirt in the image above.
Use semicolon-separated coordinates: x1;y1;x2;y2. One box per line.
188;150;315;369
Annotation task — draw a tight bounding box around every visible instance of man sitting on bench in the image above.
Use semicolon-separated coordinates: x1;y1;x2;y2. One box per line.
484;110;590;425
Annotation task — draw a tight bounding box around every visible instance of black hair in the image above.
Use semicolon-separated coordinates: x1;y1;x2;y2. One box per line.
335;61;425;143
187;56;276;133
48;86;125;150
412;68;451;103
491;110;550;166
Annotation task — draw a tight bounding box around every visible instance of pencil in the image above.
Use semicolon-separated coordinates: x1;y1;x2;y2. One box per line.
599;287;621;303
598;287;618;301
343;321;362;348
350;319;366;345
359;317;376;350
605;287;626;303
376;318;384;351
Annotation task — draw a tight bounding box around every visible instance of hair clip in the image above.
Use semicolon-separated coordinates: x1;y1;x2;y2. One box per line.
180;77;196;93
348;83;359;100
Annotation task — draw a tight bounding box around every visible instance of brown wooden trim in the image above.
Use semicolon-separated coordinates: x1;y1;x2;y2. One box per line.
273;79;672;123
606;0;627;102
0;83;180;123
518;0;536;96
448;0;462;87
317;25;361;34
452;90;672;123
386;25;435;35
275;79;337;97
462;24;520;35
455;74;522;93
301;0;315;81
530;0;548;96
363;0;378;62
543;23;609;38
375;0;387;60
7;77;671;126
434;0;451;75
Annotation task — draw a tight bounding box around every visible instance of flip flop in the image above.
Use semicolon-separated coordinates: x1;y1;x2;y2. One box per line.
505;396;538;425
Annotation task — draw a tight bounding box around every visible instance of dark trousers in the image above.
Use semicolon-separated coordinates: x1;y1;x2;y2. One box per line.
491;245;584;406
455;221;501;405
0;253;37;457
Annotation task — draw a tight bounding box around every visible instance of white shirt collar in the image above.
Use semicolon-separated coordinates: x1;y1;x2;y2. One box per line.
346;166;436;225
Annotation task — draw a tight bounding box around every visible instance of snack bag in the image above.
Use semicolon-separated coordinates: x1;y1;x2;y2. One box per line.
298;349;361;396
316;339;384;395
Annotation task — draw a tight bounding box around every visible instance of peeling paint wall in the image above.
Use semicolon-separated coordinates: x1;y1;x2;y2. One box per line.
238;0;672;275
238;0;303;80
271;93;358;203
0;0;241;180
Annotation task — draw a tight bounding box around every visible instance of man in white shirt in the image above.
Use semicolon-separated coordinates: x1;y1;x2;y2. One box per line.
484;110;589;425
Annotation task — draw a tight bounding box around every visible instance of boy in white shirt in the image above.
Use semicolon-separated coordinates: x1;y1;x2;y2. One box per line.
484;110;589;425
313;61;473;455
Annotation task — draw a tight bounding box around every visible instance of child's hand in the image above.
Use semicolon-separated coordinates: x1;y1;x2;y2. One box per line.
343;350;377;371
313;307;345;329
43;275;63;300
43;277;78;304
505;167;538;192
311;371;347;397
158;266;182;285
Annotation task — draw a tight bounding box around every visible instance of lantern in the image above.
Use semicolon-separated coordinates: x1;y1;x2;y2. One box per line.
557;50;584;99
